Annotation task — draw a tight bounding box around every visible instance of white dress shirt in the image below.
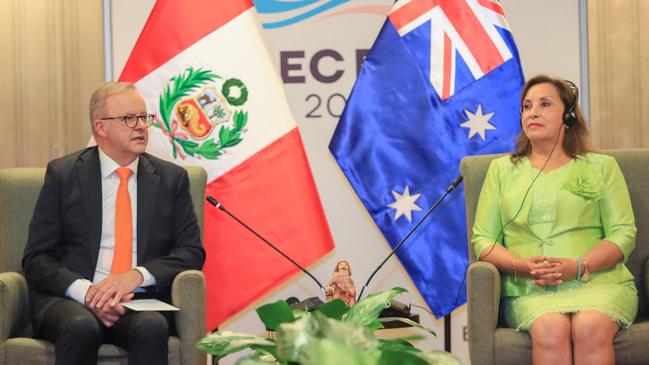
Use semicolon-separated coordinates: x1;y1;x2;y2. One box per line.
65;148;156;304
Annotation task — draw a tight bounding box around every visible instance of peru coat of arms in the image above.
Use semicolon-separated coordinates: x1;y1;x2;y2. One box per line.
154;67;248;160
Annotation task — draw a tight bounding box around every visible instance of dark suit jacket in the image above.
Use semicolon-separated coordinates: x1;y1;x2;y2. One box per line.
22;146;205;328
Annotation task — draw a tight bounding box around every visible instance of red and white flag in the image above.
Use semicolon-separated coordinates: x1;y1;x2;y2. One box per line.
119;0;335;329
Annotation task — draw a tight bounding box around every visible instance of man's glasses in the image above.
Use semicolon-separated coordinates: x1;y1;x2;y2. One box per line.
100;114;155;128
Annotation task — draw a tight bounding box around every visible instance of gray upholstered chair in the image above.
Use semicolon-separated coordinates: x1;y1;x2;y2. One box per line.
0;166;208;365
460;149;649;365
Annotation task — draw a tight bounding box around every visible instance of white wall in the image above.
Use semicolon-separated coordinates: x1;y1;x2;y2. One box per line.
503;0;582;84
109;1;583;363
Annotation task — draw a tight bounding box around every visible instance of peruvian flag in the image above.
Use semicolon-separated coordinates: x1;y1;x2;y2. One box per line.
119;0;335;329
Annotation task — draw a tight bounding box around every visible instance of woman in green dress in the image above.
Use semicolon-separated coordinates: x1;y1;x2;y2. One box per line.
472;75;638;365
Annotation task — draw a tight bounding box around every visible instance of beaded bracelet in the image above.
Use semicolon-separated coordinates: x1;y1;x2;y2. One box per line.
576;258;582;281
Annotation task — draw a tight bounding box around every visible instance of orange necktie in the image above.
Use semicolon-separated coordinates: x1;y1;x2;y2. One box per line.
111;167;132;274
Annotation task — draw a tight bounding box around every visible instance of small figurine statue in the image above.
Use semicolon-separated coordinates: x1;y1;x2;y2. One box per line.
324;260;357;307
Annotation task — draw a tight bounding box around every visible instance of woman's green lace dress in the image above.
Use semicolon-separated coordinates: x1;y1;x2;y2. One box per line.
472;153;638;330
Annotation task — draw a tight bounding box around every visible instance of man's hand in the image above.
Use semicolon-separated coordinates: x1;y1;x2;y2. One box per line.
86;269;144;310
87;293;134;327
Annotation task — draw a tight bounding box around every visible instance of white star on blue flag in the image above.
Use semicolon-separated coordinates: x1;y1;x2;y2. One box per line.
387;186;422;222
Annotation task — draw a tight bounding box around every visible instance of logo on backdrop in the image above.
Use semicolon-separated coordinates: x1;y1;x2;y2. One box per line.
154;67;249;160
255;0;391;29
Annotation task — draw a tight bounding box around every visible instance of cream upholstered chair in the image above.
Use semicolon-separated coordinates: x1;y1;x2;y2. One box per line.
460;149;649;365
0;166;207;365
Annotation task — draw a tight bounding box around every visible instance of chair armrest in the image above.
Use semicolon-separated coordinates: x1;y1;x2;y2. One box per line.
0;272;32;340
640;260;649;308
171;269;206;365
467;261;501;365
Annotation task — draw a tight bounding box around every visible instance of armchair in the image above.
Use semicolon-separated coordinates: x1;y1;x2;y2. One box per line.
460;149;649;365
0;166;208;365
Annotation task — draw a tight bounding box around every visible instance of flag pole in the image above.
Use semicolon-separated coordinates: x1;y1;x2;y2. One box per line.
102;0;113;81
445;314;451;352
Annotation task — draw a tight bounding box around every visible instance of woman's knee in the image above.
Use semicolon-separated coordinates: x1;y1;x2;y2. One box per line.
571;311;618;348
530;313;571;348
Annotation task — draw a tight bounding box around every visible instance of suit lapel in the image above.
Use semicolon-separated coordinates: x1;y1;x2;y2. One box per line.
76;147;103;268
136;154;160;264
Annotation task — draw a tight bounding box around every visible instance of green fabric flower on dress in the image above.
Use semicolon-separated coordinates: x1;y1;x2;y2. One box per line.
562;163;604;200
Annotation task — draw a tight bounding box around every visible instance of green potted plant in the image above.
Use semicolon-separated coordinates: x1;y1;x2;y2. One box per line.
197;288;462;365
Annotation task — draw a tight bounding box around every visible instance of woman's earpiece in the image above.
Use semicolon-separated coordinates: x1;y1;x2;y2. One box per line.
562;80;579;128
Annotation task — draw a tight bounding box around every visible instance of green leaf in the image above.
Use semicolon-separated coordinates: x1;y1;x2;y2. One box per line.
379;349;430;365
291;307;310;318
298;338;381;365
250;342;277;359
379;341;462;365
274;312;379;364
275;315;379;365
377;338;421;350
234;351;280;365
315;299;349;320
311;312;377;351
377;317;436;336
275;315;313;362
218;125;232;143
365;320;385;332
233;110;248;131
196;139;222;159
343;288;407;327
218;125;243;148
249;345;278;360
196;331;274;360
256;300;296;331
174;138;199;156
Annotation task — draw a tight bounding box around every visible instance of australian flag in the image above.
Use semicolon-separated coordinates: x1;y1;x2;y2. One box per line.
329;0;524;317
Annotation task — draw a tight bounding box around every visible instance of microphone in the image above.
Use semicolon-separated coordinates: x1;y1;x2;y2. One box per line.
205;196;326;291
356;175;464;301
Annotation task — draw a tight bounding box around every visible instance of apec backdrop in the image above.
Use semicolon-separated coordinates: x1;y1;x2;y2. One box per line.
110;1;583;363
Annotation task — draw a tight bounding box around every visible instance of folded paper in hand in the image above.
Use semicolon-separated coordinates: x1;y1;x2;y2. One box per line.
121;299;180;311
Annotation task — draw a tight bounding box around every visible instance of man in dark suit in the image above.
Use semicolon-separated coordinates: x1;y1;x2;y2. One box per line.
22;82;205;365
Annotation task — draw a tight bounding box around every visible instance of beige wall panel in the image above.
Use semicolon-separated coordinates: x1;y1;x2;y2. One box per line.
18;1;58;167
640;0;649;136
63;1;105;154
589;0;649;149
0;0;103;168
0;1;18;168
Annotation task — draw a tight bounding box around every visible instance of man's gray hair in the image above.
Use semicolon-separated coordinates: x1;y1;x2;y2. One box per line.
88;82;137;122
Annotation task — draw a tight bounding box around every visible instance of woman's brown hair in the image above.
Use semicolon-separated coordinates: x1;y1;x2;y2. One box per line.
511;75;591;163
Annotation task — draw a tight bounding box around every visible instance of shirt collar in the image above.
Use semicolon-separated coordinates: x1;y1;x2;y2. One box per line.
98;147;139;179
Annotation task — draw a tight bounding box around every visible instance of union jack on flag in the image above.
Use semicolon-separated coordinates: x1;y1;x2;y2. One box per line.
390;0;515;100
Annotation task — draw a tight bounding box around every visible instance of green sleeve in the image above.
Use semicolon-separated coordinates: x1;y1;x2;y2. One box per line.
472;159;505;258
599;157;637;261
